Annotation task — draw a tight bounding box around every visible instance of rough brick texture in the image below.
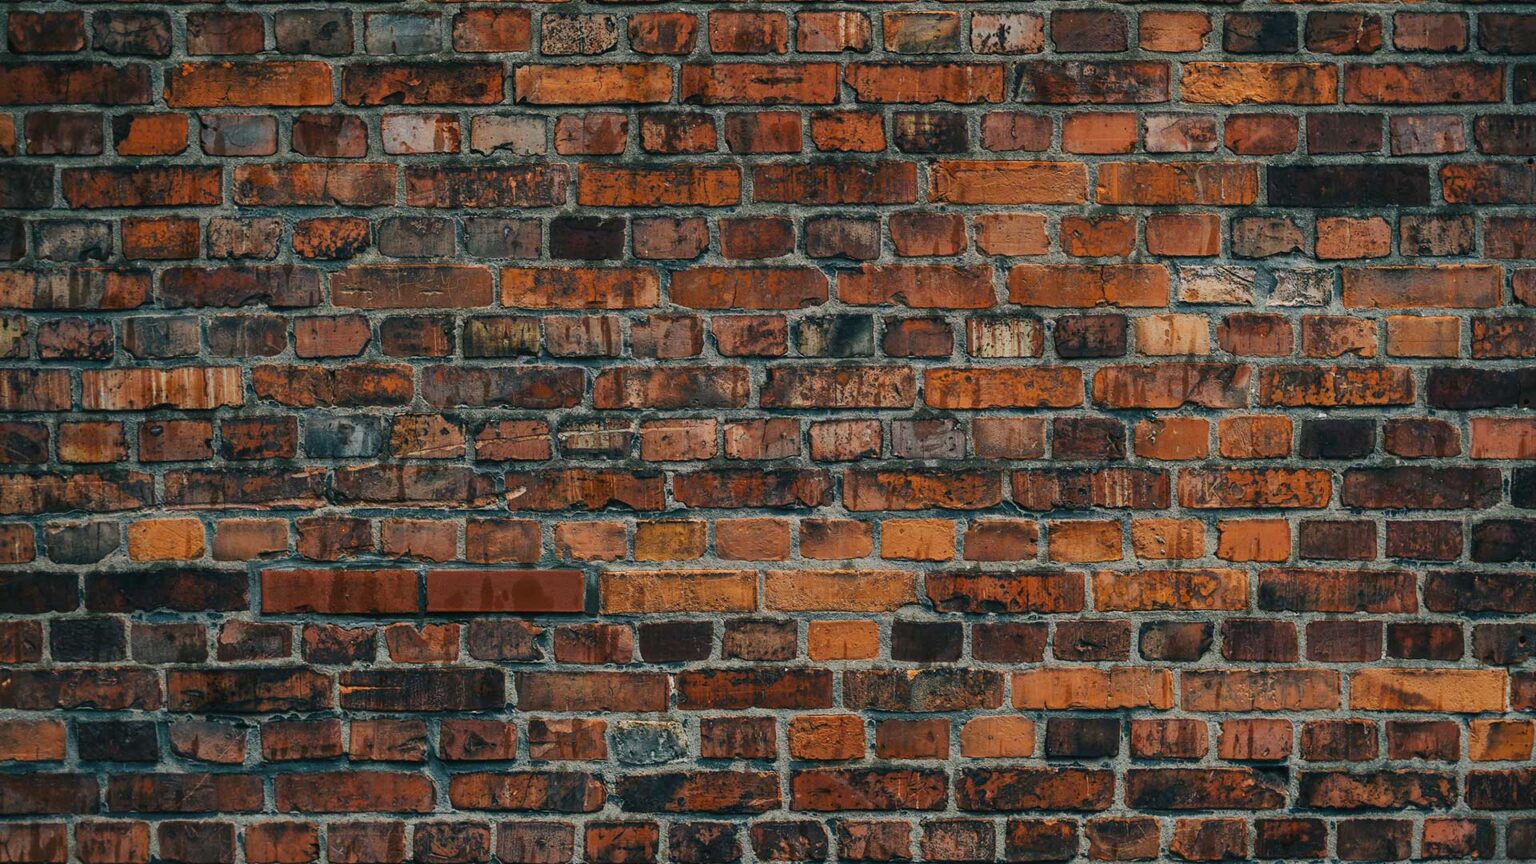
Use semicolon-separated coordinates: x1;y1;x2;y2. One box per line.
2;1;1535;862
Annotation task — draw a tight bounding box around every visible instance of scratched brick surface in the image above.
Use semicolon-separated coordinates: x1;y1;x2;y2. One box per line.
1;0;1536;861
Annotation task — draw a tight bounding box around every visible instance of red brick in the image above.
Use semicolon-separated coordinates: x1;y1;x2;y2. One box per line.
1183;62;1338;104
517;64;672;105
261;569;418;615
166;62;332;107
426;570;585;613
930;160;1087;204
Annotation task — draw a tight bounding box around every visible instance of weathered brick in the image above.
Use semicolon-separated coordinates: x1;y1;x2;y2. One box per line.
167;62;332;107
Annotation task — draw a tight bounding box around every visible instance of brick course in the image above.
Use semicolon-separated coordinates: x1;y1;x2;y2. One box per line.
2;2;1536;862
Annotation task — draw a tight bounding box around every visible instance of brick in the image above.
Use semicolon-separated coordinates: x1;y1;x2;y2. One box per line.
929;160;1087;205
1344;265;1501;308
683;63;837;105
625;13;696;56
753;161;916;205
1138;13;1208;53
578;164;737;208
1009;264;1170;308
340;63;501;106
167;62;332;107
925;368;1081;409
81;367;242;411
1352;669;1507;713
262;569;416;615
1054;9;1127;52
1017;61;1169;104
845;63;1004;104
1272;163;1431;207
1392;115;1466;157
1183;62;1337;104
1098;162;1258;205
1062;113;1134;155
765;570;915;612
1178;262;1255;304
186;11;263;55
808;620;879;661
1095;570;1247;611
1345;62;1503;104
275;773;433;814
232;164;396;208
793;769;946;811
1013;668;1172;710
600;570;754;614
1386;316;1459;358
426;570;584;614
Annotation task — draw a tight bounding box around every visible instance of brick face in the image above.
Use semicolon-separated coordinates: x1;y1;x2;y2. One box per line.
2;1;1535;860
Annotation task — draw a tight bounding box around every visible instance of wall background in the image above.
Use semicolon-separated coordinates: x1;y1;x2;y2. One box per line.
2;2;1535;862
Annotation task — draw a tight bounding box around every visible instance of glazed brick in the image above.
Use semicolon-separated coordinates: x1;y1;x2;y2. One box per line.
1;1;1533;857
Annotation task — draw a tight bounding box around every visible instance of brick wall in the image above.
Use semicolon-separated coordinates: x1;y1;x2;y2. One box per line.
2;2;1536;862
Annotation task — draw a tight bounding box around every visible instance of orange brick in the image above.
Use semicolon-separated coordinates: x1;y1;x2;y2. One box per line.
1140;11;1210;52
1013;668;1173;710
1351;669;1507;713
1469;720;1534;761
799;519;874;560
716;518;791;561
600;569;757;614
1134;418;1210;461
1131;519;1206;560
1316;216;1391;260
1218;719;1292;761
1062;112;1136;154
1094;569;1247;611
128;517;205;561
515;63;673;105
1047;520;1121;563
808;620;881;661
974;213;1051;256
790;714;865;761
929;160;1088;205
1218;415;1292;459
633;520;707;562
880;519;954;561
764;569;916;611
1216;519;1291;563
1182;62;1338;105
959;716;1036;758
1096;162;1259;205
1342;265;1502;310
962;519;1039;561
166;61;333;107
58;421;126;464
380;518;458;562
1146;213;1220;256
1470;417;1536;459
1183;670;1340;712
1385;315;1460;358
1135;314;1210;355
809;111;884;152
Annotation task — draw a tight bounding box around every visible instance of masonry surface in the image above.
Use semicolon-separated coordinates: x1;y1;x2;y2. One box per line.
2;1;1536;862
